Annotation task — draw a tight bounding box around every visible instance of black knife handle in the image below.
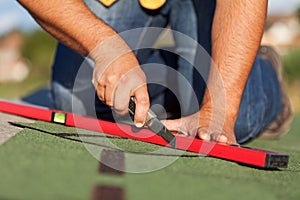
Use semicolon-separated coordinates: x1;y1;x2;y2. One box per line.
128;97;157;121
128;97;136;115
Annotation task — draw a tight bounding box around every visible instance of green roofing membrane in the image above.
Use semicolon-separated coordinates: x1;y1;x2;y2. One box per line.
0;116;299;200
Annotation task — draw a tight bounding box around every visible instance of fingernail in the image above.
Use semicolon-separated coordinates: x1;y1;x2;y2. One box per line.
200;133;209;141
91;79;97;88
135;123;143;128
219;135;228;143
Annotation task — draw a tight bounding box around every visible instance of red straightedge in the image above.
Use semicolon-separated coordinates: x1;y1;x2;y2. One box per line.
0;99;288;169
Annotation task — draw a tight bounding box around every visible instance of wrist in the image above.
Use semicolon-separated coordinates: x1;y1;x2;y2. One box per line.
200;94;240;130
89;33;132;64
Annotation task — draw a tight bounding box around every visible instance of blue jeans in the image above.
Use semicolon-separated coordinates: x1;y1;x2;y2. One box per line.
52;0;198;118
51;0;281;143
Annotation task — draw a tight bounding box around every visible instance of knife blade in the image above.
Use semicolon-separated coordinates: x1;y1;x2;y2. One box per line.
128;97;176;148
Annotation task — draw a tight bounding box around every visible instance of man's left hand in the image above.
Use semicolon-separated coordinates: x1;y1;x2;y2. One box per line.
162;107;238;145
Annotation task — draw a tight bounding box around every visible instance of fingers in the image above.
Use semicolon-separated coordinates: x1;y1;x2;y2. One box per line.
197;129;229;144
132;86;150;127
93;66;107;104
162;118;193;136
110;67;149;127
113;66;147;109
162;119;182;133
95;74;118;107
103;73;119;107
94;79;105;103
93;50;148;120
114;84;149;127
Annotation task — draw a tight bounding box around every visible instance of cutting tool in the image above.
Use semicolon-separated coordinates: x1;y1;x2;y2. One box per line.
128;97;176;148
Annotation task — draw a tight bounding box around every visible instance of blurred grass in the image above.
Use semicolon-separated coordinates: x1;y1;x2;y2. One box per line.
283;48;300;80
0;30;56;99
283;48;300;113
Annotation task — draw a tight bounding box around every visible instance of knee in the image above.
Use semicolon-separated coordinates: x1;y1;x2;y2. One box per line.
51;81;73;112
234;98;266;144
52;81;92;116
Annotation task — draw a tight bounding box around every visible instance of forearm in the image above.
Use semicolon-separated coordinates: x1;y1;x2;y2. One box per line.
203;0;267;126
17;0;118;58
34;17;83;52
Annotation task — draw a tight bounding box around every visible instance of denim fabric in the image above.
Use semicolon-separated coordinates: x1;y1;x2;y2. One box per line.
51;0;282;143
52;0;198;119
234;57;282;143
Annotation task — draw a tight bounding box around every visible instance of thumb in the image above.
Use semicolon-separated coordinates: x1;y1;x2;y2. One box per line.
161;118;188;135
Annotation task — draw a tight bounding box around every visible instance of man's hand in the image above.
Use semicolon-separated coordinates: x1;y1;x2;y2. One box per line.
164;0;268;145
163;105;237;145
92;48;150;127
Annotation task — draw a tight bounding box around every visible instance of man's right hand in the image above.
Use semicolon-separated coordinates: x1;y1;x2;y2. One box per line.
92;47;150;128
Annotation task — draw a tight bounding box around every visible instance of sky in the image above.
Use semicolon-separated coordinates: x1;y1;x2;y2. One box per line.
0;0;300;36
0;0;39;35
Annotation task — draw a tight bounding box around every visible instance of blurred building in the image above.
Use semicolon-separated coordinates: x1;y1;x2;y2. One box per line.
0;30;29;83
262;14;300;53
262;12;300;113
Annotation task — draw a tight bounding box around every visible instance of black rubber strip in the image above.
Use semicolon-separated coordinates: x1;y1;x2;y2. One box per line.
265;153;289;168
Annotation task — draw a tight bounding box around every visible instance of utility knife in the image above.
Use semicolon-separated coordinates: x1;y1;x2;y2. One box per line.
128;97;176;148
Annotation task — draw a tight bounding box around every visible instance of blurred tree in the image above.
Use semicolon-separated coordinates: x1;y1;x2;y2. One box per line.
297;7;300;23
283;49;300;80
264;20;272;31
22;29;57;79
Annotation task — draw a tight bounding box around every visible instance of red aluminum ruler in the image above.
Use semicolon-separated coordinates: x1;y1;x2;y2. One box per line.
0;99;288;169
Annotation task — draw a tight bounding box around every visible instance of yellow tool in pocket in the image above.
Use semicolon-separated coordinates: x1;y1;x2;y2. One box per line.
139;0;166;10
98;0;117;7
98;0;166;10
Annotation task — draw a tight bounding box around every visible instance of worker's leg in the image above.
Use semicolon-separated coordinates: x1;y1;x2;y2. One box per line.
168;0;199;116
235;57;282;143
192;0;282;143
